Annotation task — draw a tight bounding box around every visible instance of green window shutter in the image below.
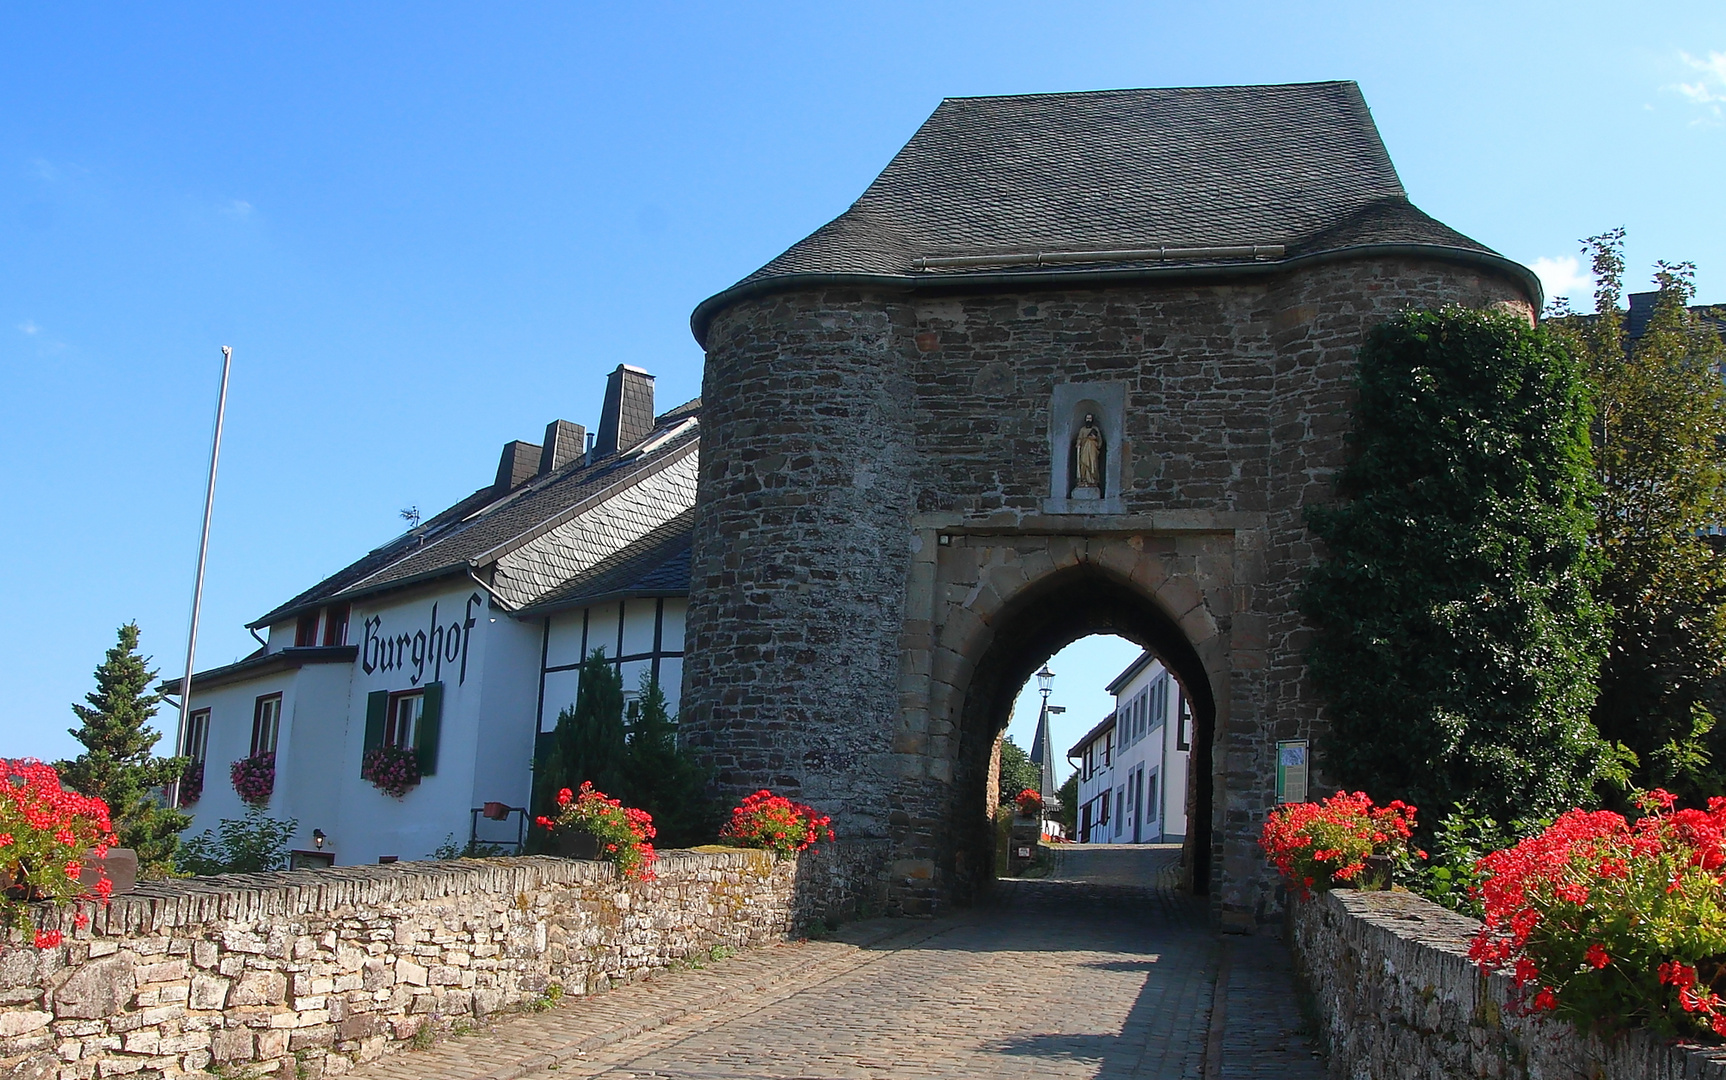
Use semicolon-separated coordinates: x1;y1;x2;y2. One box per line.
363;690;388;775
417;681;443;777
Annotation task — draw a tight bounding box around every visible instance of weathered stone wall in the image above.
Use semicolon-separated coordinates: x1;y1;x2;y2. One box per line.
1291;888;1726;1079
685;254;1535;921
1;849;851;1080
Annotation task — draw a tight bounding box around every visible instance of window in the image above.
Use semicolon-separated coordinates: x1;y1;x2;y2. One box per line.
1176;692;1191;751
1099;789;1110;825
295;613;320;648
386;690;424;749
323;603;350;647
1104;731;1112;767
1114;788;1125;835
251;694;282;755
185;708;210;763
1146;770;1160;827
363;683;444;779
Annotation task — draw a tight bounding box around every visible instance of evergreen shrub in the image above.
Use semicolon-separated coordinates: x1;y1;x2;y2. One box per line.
1301;307;1613;828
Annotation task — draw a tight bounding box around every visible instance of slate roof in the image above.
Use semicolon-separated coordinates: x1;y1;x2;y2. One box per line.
517;508;693;615
693;82;1539;342
250;403;700;628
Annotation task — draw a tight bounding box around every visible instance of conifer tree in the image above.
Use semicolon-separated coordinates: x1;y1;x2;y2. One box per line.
1300;307;1613;826
534;649;626;816
1548;230;1726;801
620;672;715;848
58;623;189;878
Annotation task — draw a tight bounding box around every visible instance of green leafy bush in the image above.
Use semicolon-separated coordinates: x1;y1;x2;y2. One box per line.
1301;306;1613;828
996;738;1040;807
175;806;297;875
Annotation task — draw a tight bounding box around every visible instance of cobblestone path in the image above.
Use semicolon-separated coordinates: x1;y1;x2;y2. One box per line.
348;845;1324;1079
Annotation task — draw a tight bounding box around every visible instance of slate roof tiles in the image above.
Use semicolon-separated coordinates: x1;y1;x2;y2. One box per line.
694;81;1539;340
250;406;700;628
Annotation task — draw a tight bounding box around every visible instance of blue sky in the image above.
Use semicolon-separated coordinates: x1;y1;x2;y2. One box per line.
3;2;1723;768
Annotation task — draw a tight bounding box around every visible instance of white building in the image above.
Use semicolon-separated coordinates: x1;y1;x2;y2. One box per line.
163;366;699;866
1066;651;1191;844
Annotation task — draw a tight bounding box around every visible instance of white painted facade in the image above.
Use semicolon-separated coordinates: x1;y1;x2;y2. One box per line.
1067;651;1191;844
171;368;698;867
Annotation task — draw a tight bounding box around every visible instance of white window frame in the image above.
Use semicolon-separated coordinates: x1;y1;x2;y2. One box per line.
386;690;425;751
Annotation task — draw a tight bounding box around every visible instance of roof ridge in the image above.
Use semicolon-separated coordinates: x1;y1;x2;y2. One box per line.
941;80;1358;103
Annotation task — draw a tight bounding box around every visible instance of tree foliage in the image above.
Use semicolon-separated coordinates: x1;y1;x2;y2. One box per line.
997;737;1040;806
1055;771;1078;836
1547;230;1726;802
534;655;716;847
619;671;716;848
174;806;297;876
57;623;189;879
1301;307;1612;827
533;649;627;818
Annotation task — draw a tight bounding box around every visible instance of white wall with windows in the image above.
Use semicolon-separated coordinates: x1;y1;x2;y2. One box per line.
1072;718;1115;843
1068;652;1191;845
178;583;694;867
537;597;687;733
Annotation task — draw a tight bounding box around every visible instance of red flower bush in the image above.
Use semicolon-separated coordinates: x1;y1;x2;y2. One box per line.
359;746;421;798
536;783;656;880
0;759;115;948
720;790;835;859
229;752;275;805
1015;788;1043;816
176;760;204;808
1467;790;1726;1038
1260;791;1420;899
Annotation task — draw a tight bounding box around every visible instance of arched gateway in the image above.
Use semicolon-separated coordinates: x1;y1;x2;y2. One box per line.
679;82;1540;928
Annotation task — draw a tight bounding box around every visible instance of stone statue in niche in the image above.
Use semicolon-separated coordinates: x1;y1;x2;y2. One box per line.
1072;413;1104;499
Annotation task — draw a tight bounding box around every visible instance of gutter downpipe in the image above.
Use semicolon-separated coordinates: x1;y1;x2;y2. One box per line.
466;567;514;613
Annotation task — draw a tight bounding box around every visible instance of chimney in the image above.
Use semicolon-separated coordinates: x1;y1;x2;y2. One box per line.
538;420;587;476
593;365;655;458
493;440;541;496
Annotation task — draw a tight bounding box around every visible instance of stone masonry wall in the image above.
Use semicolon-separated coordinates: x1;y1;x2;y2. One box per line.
0;849;850;1080
1291;888;1726;1079
685;254;1535;920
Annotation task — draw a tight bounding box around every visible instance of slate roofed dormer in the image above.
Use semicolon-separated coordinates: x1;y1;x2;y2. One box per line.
692;81;1539;342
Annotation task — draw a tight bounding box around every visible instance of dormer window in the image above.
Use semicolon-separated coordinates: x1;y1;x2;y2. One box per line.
323;603;350;647
295;613;319;647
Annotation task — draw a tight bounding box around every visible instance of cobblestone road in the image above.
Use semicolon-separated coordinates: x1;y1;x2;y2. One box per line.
348;845;1325;1080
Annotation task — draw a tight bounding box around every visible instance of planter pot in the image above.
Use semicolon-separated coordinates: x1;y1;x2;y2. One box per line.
552;830;601;860
1358;854;1395;891
0;878;46;902
79;849;137;897
482;801;510;821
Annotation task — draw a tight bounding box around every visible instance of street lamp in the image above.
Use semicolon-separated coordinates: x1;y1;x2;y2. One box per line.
1037;664;1055;700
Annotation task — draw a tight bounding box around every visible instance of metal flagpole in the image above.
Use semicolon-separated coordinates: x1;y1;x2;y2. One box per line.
174;346;233;793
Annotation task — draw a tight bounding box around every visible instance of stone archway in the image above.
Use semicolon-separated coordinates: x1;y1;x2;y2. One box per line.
893;525;1247;916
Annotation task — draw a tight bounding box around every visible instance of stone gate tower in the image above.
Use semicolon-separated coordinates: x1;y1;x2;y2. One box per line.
681;82;1540;926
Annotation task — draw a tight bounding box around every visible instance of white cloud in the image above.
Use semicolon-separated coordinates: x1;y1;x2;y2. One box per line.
221;199;253;217
1531;256;1593;305
17;321;38;336
27;158;56;182
1672;50;1726;123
